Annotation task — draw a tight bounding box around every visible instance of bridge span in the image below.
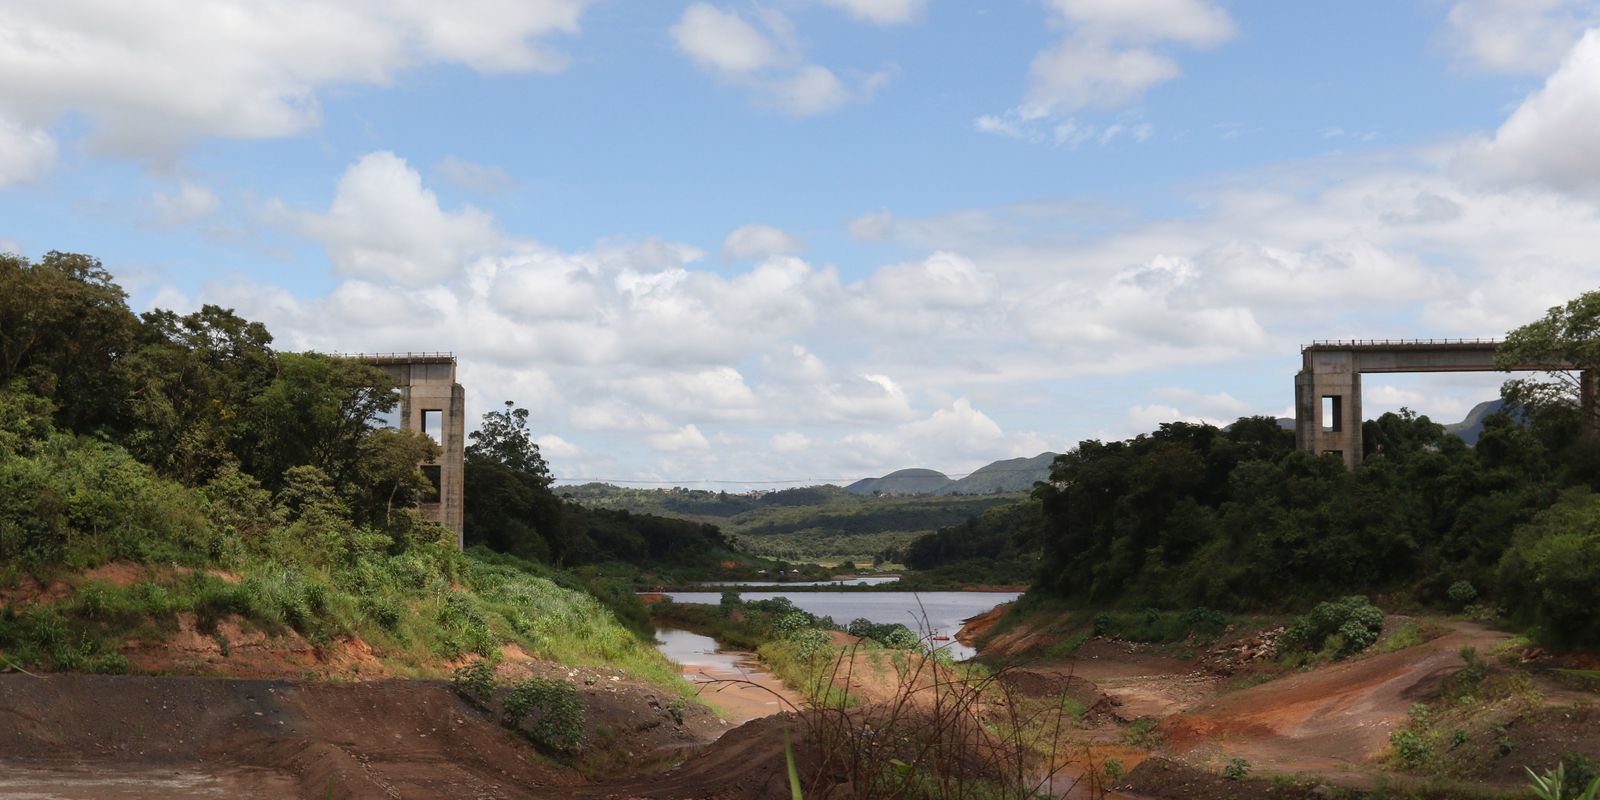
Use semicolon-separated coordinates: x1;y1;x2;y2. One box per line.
1294;339;1589;468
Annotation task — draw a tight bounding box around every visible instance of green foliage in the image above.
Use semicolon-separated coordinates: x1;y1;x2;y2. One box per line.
1121;718;1161;747
502;677;584;751
467;401;552;486
452;659;498;706
1280;596;1384;659
1528;762;1600;800
565;482;1020;563
0;432;210;570
1498;290;1600;433
1447;580;1479;609
1498;489;1600;646
1390;729;1432;768
1223;757;1251;780
1102;758;1125;781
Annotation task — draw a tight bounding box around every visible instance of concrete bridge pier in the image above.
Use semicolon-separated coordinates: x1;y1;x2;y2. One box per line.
1295;349;1364;469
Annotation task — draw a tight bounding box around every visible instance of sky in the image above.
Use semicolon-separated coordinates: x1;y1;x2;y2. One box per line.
3;0;1600;488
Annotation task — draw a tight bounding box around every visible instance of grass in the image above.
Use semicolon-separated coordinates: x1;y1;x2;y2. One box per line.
0;551;694;699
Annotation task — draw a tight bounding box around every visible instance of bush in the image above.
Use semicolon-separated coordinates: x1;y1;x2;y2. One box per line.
502;677;584;751
1447;580;1478;609
1223;757;1251;780
1281;596;1384;659
1390;729;1431;768
452;660;497;706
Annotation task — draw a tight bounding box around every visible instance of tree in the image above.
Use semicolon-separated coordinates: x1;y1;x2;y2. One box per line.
121;305;277;482
247;353;397;490
353;428;442;528
466;401;551;486
1498;290;1600;437
0;251;139;433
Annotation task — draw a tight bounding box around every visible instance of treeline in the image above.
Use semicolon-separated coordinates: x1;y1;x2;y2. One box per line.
0;252;732;579
900;500;1043;586
1033;407;1599;646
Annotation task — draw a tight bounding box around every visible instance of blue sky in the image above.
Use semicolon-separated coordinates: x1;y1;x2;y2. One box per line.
3;0;1599;486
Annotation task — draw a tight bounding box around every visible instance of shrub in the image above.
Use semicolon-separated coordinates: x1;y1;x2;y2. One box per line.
1281;596;1384;659
1223;757;1251;780
1390;729;1431;768
1103;758;1125;781
452;659;497;706
502;677;584;751
1447;580;1478;609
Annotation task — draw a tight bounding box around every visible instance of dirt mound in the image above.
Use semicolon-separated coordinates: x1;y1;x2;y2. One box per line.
577;713;818;800
1160;621;1513;777
0;671;726;799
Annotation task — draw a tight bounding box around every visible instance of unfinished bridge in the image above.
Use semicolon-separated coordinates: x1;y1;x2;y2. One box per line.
1295;339;1591;468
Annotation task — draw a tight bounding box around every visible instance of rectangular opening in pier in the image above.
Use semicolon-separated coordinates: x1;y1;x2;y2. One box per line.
421;409;443;445
1321;395;1342;432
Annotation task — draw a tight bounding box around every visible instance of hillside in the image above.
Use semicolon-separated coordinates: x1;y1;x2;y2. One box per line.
844;454;1059;497
845;467;952;495
565;484;1024;563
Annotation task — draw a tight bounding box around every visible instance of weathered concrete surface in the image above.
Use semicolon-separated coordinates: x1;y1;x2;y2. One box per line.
356;354;466;547
1294;340;1585;468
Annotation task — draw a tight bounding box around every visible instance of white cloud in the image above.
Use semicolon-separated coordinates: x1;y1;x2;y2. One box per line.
0;119;56;185
723;223;806;261
297;151;503;287
649;424;711;451
534;434;580;459
669;3;889;115
979;0;1233;142
435;156;517;195
671;4;782;73
1441;0;1598;73
149;181;220;227
818;0;926;25
0;1;592;167
1467;29;1600;194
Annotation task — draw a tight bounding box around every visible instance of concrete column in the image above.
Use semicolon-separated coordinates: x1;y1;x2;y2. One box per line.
1295;350;1363;468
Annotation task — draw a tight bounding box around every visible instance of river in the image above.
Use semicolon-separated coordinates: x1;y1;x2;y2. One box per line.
655;590;1020;661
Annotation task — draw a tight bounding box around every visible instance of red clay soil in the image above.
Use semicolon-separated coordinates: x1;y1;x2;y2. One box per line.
0;671;735;799
1159;621;1513;783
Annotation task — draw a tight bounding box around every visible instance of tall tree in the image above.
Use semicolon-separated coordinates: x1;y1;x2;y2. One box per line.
247;353;397;490
466;400;551;486
1498;289;1600;437
0;251;138;433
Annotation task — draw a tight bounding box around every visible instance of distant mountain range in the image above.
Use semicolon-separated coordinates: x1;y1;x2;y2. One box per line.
846;453;1059;496
853;400;1515;496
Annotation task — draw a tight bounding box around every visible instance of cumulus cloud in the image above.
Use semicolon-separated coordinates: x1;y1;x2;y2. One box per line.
534;434;580;459
297;152;503;287
649;424;711;451
723;223;806;261
1467;29;1600;194
670;3;891;115
818;0;926;25
1441;0;1598;73
979;0;1233;142
0;0;592;168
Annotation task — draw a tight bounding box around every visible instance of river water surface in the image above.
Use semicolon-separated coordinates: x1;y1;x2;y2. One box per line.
657;590;1019;661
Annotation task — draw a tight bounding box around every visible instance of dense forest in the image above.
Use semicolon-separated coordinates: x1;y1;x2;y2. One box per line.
1027;325;1600;647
